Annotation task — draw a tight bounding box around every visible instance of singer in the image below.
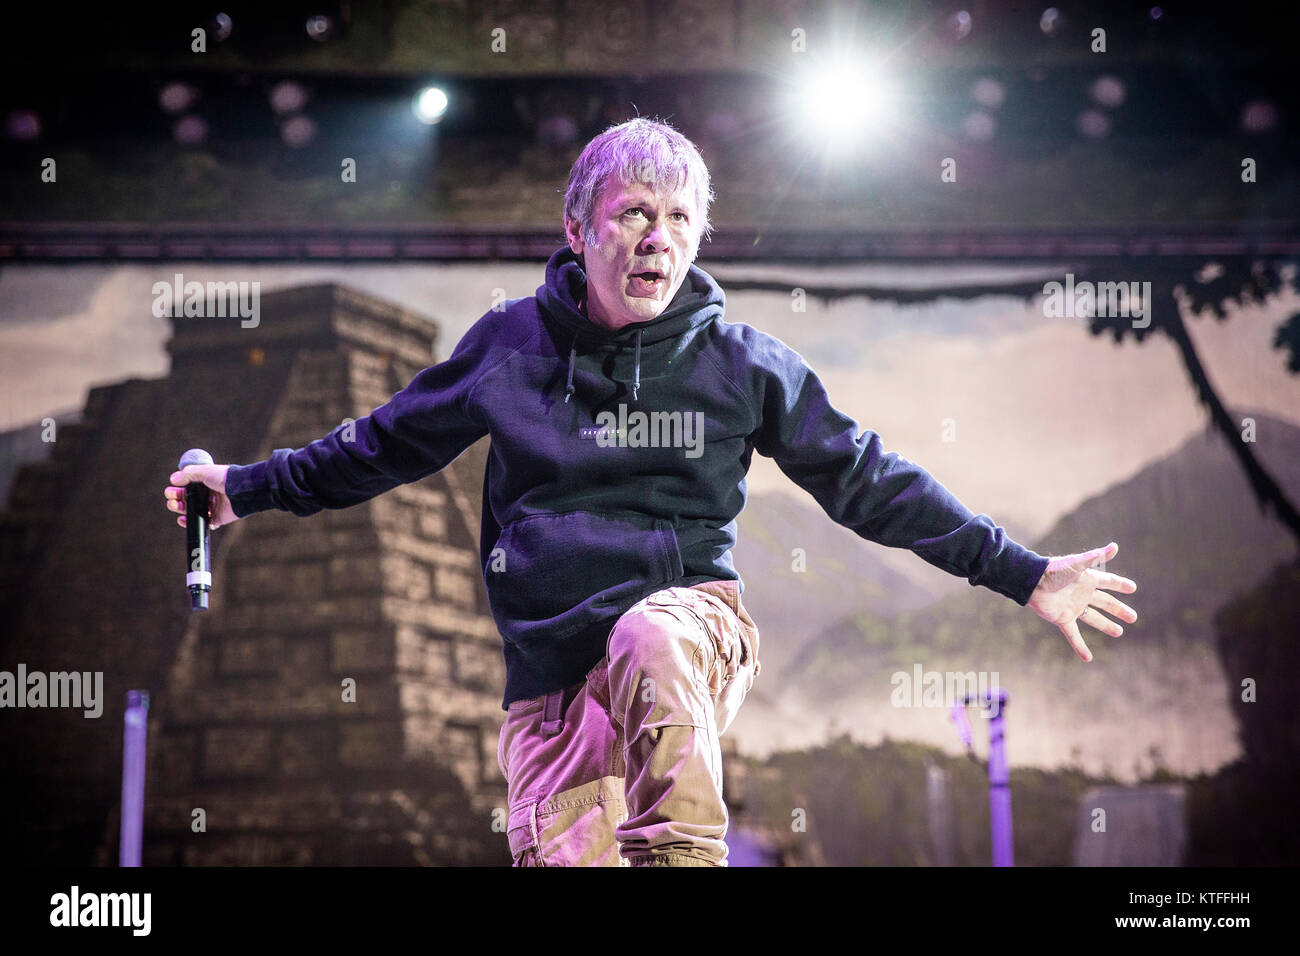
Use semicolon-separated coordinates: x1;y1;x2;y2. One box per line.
163;116;1138;866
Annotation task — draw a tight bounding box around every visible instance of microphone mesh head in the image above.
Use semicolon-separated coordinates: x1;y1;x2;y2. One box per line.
179;448;214;468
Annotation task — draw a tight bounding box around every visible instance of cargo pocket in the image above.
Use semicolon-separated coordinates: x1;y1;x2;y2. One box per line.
534;778;627;867
506;778;627;867
486;510;685;650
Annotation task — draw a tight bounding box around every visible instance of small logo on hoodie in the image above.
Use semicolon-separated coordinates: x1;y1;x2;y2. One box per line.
579;403;704;459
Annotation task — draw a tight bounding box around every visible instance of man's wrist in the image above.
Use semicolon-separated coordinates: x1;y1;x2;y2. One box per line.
224;460;273;517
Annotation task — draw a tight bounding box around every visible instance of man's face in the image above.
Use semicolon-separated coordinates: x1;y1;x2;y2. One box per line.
564;177;702;332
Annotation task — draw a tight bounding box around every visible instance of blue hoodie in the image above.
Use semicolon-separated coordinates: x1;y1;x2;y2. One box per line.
224;246;1050;708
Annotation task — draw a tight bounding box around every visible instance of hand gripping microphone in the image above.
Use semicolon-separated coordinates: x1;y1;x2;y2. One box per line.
179;448;214;611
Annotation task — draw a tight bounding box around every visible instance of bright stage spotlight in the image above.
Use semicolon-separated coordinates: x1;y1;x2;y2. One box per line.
797;60;901;150
413;87;449;125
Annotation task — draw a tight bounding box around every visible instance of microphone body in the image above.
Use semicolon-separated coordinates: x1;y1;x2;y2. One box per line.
179;448;214;611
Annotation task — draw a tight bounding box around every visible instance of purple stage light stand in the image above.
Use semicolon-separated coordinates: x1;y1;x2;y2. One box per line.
950;687;1013;867
119;689;149;867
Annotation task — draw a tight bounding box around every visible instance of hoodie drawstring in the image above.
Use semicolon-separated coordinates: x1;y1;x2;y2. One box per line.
562;329;643;403
631;330;641;401
564;336;577;403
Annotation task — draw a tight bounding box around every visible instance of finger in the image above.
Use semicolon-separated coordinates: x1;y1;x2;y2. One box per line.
1091;590;1137;624
170;466;204;485
1092;570;1137;593
1077;542;1117;569
177;516;186;528
1062;619;1093;662
1081;606;1123;638
167;498;185;514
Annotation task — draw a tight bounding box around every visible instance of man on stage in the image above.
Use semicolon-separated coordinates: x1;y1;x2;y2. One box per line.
164;116;1138;866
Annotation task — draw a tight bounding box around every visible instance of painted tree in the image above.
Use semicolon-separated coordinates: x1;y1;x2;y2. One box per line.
722;255;1300;548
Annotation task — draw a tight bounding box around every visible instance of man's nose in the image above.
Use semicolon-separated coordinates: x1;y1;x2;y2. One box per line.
641;219;670;251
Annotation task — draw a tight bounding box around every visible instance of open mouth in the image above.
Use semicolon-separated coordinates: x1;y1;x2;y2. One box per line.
629;269;665;293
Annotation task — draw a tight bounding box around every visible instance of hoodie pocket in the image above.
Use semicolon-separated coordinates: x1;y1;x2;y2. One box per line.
486;510;685;647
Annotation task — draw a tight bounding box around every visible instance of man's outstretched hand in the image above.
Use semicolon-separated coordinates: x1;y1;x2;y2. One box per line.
1026;541;1137;663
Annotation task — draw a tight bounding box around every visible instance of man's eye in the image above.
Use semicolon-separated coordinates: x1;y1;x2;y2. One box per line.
624;208;645;218
671;212;688;222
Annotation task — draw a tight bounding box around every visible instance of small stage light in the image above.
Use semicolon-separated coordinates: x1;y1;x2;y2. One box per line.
307;15;334;42
1090;75;1126;109
159;82;197;114
270;81;308;115
1076;108;1110;139
538;113;578;148
281;115;317;147
1241;100;1279;134
173;115;209;146
413;87;450;125
971;77;1005;110
5;110;41;141
963;111;996;141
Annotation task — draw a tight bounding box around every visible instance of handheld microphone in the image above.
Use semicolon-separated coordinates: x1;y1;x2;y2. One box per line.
179;448;214;611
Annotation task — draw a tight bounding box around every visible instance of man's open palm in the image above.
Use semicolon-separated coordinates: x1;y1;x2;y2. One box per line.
1027;541;1137;663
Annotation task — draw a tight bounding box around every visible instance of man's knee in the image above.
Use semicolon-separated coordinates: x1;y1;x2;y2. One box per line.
606;595;717;733
607;592;712;678
610;606;710;696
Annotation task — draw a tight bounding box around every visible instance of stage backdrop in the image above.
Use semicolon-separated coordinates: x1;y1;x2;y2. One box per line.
2;257;1297;865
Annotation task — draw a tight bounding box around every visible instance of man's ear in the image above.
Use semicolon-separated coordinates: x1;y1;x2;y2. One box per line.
564;216;584;255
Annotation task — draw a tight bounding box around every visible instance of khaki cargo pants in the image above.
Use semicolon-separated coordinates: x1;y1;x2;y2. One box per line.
496;579;761;866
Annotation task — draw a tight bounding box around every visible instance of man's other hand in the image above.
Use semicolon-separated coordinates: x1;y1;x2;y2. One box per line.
164;464;238;530
1027;541;1138;663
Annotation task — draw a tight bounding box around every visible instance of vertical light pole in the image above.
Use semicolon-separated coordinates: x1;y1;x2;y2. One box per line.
950;687;1013;867
120;690;149;867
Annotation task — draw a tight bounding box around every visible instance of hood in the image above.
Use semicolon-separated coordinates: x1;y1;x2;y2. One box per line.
536;245;725;403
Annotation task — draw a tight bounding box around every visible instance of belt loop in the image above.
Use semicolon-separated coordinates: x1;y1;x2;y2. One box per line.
540;688;565;736
721;578;741;614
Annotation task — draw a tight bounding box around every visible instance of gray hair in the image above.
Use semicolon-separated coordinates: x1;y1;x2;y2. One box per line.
563;116;714;247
